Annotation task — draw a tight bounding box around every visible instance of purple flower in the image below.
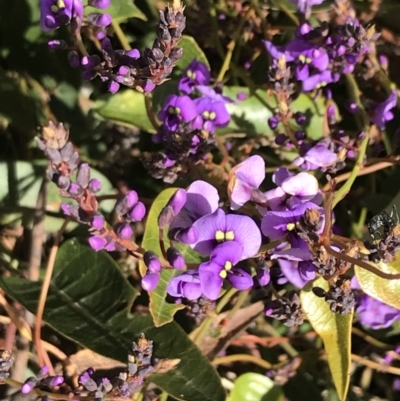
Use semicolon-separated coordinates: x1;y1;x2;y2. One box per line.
167;271;202;300
228;155;266;210
370;90;397;129
290;0;324;15
158;95;197;131
39;0;83;31
199;242;253;300
191;208;262;259
169;180;219;243
293;142;337;171
179;59;211;94
192;97;230;132
261;202;323;240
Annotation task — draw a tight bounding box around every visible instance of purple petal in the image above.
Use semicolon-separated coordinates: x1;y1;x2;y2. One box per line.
89;236;107;251
199;261;223;300
272;167;293;186
230;179;252;210
210;241;243;266
278;259;314;289
142;272;160;291
271;247;312;261
228;268;253;290
281;172;319;199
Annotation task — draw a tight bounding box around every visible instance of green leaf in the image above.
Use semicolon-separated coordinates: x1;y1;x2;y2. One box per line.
0;239;225;401
229;373;283;401
175;35;210;72
222;87;330;139
355;258;400;310
85;0;147;22
141;188;202;327
300;277;353;401
93;90;156;133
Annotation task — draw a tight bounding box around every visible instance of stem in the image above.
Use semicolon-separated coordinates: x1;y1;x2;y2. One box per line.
192;287;237;345
212;354;272;370
111;20;131;51
144;93;160;131
225;289;249;321
158;228;168;259
34;220;69;370
216;7;253;82
262;324;299;358
332;129;370;208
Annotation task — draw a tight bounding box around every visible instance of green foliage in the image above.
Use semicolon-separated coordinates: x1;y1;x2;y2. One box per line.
0;239;225;401
140;188;202;327
85;0;147;22
175;35;210;71
229;373;283;401
355;259;400;310
300;278;353;401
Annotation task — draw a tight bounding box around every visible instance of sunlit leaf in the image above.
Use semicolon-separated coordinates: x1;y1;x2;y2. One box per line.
300;277;353;401
85;0;147;22
229;373;283;401
140;188;202;327
93;90;155;133
355;257;400;310
175;35;210;71
0;239;225;401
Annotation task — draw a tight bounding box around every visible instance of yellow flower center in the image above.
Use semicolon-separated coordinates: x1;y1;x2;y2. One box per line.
286;223;295;231
215;230;235;242
224;261;232;271
219;270;228;279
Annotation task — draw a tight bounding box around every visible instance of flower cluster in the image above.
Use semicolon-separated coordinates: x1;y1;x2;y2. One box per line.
41;0;186;93
142;59;232;182
1;335;156;400
37;122;145;253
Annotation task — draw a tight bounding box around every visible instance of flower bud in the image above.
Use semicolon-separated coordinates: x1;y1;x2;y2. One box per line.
76;163;90;188
45;148;62;165
48;39;67;50
88;178;102;194
88;0;111;8
141;272;160;291
68;183;84;197
79;369;97;391
87;12;112;27
49;375;64;386
21;377;37;394
60;142;74;162
144;251;161;273
89;236;107;251
91;215;105;230
56;175;71;190
68;51;80;68
166;247;185;269
158;205;175;229
174;226;198;244
128;202;146;221
115;223;133;239
168;189;187;215
108;81;120;94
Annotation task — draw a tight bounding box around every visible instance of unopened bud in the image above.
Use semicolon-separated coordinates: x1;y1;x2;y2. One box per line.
76;163;90;188
115;223;133;239
158;205;175;229
166;247;185;269
128;202;146;221
144;251;161;273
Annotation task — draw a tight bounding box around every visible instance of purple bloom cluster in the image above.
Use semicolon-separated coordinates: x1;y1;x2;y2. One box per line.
42;1;186;93
143;59;233;183
37;122;146;254
155;180;262;301
264;18;379;92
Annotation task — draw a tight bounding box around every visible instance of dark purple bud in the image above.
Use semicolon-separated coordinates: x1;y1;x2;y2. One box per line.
87;12;112;27
60;142;74;161
128;202;146;221
118;66;130;76
115;190;139;216
294;112;307;126
166;247;185;269
141;79;156;93
68;183;84;197
169;47;183;63
82;69;97;81
68;51;80;68
45;148;62;165
257;260;270;286
294;130;306;141
275;133;288;145
68;152;80;170
48;40;67;50
76;163;90;188
158;205;175;229
37;366;49;380
81;55;101;70
115;223;133;239
126;49;140;59
91;215;105;230
151;48;164;63
88;178;102;194
88;0;111;8
49;376;64;386
108;81;120;94
268;115;280;130
141;272;160;291
175;226;198;244
143;251;161;273
56;175;71;190
89;236;107;251
79;370;98;392
21;378;37;394
168;189;187;215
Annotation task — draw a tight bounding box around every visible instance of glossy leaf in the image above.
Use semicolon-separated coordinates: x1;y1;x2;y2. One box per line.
0;239;225;401
355;258;400;310
175;35;210;71
93;90;156;133
140;188;202;327
222;86;330;139
300;277;353;401
229;373;283;401
85;0;146;22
